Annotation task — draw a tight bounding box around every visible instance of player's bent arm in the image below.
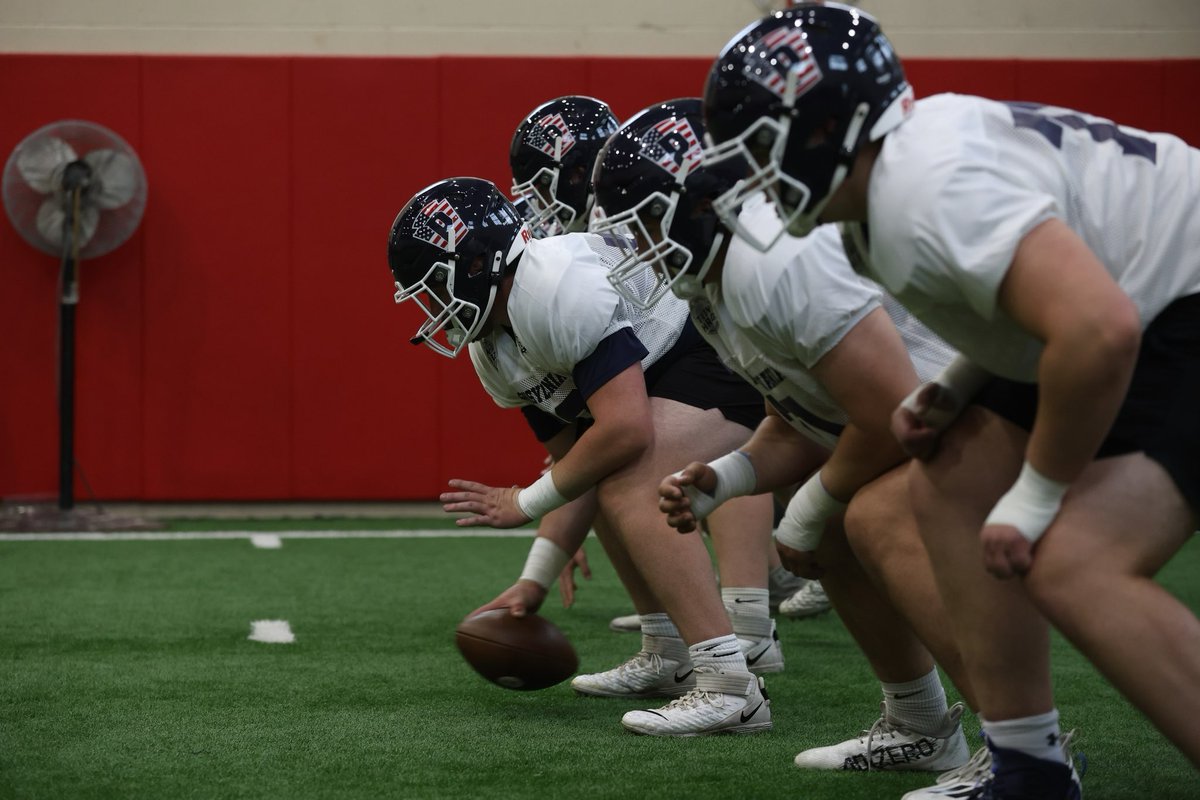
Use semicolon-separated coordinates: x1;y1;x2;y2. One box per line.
810;306;915;499
986;219;1140;544
1000;219;1140;485
737;410;831;492
505;428;600;606
545;362;654;500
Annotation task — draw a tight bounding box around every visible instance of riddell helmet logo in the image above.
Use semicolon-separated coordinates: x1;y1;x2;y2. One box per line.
413;197;469;251
640;117;703;179
748;27;823;102
527;113;576;158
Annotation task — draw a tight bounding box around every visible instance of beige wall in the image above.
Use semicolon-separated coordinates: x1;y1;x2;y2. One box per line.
0;0;1198;57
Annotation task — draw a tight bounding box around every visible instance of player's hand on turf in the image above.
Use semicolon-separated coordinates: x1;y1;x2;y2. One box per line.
469;579;547;619
658;462;717;533
891;381;955;461
980;523;1035;579
775;540;824;580
558;546;592;608
441;480;531;528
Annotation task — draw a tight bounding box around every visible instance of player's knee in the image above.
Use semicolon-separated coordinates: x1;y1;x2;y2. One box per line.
843;490;897;564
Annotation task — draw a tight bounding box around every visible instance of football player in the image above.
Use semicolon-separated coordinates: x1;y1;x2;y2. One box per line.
592;97;974;775
509;95;618;234
388;177;775;736
508;94;801;636
704;3;1200;797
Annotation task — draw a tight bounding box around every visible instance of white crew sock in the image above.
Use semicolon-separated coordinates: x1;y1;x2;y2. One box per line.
982;709;1067;764
882;667;951;735
638;613;678;639
689;633;748;673
721;587;770;618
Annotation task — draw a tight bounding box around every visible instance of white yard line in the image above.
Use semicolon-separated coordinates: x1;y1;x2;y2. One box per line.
0;529;536;542
250;534;283;549
249;620;295;644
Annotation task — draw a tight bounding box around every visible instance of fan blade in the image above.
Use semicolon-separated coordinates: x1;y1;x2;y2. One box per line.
35;196;100;252
83;148;139;209
16;136;78;194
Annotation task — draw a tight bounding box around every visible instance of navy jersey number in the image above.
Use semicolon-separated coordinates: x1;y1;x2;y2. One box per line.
1005;102;1156;164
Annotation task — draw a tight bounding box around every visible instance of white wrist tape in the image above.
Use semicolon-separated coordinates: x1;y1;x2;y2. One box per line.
516;471;568;520
676;450;757;521
518;537;571;589
984;462;1069;544
774;471;846;552
900;356;990;430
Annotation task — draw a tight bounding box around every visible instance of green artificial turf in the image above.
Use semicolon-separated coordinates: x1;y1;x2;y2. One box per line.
0;531;1196;799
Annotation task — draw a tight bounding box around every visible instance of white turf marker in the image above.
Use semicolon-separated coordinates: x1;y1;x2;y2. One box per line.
249;620;295;644
250;534;283;549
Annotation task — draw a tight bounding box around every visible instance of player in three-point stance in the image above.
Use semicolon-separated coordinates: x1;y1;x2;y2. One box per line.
389;177;776;736
704;3;1200;797
591;96;976;774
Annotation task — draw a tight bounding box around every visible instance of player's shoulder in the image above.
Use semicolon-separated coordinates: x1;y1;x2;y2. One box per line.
876;94;997;198
508;233;620;366
722;222;876;327
513;234;613;303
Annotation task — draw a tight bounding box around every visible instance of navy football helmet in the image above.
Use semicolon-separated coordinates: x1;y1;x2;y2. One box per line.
703;2;912;248
509;96;619;233
592;98;749;308
388;177;529;358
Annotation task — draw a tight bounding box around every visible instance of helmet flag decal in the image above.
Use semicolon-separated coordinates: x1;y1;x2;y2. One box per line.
414;198;469;251
750;27;823;102
640;117;703;179
526;113;577;159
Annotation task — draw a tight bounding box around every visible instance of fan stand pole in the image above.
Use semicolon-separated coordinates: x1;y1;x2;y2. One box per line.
58;245;78;511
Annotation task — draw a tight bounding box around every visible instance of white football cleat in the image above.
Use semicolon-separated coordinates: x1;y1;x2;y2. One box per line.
571;635;695;698
608;614;641;632
901;729;1082;800
769;567;807;611
728;607;785;675
795;702;969;772
621;668;772;737
778;580;832;618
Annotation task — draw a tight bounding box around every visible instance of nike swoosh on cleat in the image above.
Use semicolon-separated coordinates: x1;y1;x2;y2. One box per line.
739;702;763;723
674;669;694;683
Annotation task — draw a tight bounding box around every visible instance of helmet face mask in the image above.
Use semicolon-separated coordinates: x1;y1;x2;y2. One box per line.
592;98;745;309
703;2;913;250
597;189;701;309
704;114;808;251
388;178;528;358
509;96;619;233
511;162;577;233
393;255;492;358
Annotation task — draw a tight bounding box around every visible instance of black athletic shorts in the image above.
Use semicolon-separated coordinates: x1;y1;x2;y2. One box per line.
521;318;765;442
643;319;766;432
972;292;1200;513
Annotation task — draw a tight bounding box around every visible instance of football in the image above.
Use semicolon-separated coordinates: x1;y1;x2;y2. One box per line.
454;608;579;691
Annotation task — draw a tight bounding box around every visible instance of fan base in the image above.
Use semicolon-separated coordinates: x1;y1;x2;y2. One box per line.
0;497;161;533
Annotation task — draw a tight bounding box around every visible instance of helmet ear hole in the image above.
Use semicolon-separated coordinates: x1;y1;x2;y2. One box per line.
649;202;666;218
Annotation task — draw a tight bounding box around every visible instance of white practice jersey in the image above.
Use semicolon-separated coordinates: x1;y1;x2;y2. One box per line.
848;93;1200;382
468;231;691;423
696;199;956;449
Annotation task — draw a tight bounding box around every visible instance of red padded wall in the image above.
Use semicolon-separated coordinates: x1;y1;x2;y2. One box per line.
290;57;445;499
1;54;1197;500
140;57;292;499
